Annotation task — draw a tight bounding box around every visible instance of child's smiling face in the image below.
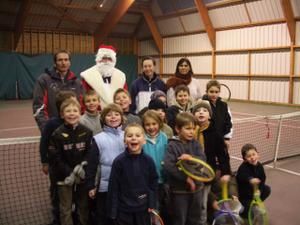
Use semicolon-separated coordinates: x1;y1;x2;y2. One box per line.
124;126;146;154
244;149;259;166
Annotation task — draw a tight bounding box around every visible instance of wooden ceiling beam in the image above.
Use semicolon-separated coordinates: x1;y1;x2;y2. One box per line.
281;0;296;44
94;0;135;49
194;0;216;49
141;8;163;54
14;0;32;50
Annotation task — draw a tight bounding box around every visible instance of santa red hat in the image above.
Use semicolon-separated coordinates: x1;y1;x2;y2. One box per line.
96;44;117;65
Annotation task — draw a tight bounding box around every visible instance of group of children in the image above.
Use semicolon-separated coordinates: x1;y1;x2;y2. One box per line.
42;79;270;225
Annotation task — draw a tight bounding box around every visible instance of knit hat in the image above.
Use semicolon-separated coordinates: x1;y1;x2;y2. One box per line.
95;44;117;66
191;100;212;117
150;90;167;101
148;99;167;112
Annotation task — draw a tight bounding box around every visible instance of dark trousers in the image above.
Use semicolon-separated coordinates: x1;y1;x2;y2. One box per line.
240;185;271;218
49;168;60;225
115;210;150;225
170;190;204;225
96;192;113;225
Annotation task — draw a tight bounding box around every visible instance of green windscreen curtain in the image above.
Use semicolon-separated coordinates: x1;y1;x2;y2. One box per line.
0;52;137;99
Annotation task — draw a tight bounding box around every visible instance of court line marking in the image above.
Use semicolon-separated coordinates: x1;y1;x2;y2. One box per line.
0;126;37;132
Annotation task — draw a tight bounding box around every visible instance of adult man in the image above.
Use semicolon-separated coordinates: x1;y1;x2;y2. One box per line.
130;56;166;113
81;44;127;109
32;50;83;132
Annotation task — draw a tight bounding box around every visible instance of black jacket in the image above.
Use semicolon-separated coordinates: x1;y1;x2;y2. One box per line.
107;149;158;219
236;161;266;200
48;123;93;182
195;122;231;176
202;95;232;139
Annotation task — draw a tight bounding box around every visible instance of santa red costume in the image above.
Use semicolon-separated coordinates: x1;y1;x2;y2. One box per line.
81;45;127;108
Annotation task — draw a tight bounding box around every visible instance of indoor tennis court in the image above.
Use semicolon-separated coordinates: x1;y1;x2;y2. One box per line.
1;100;299;225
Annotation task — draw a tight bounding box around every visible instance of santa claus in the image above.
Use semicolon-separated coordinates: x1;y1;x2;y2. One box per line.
81;44;127;108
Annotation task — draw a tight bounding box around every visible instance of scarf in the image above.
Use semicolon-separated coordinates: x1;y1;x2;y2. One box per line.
196;122;210;150
166;71;192;89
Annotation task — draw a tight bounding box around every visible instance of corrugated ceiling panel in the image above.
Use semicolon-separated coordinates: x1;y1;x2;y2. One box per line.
121;14;141;24
180;13;205;32
59;20;81;30
26;15;59;28
246;0;284;22
157;18;184;36
140;40;159;56
163;57;181;73
291;0;300;17
136;21;152;39
67;8;104;23
250;78;289;103
294;50;300;75
151;0;163;16
209;4;249;28
190;55;212;74
216;23;290;50
293;79;300;104
251;51;290;75
0;0;20;13
112;24;135;34
295;22;300;45
163;33;212;54
30;2;61;16
217;78;248;100
71;0;105;8
216;54;248;74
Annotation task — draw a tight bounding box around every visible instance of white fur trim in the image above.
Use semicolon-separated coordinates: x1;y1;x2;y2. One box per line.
81;65;126;108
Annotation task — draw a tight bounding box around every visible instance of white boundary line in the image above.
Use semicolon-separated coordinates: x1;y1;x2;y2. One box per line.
0;126;37;132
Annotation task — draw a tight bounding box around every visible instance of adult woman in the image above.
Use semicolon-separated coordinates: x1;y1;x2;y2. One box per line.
166;58;201;106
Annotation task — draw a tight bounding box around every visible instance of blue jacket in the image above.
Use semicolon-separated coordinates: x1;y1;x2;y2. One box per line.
107;149;158;219
86;125;124;192
143;132;168;183
130;73;166;113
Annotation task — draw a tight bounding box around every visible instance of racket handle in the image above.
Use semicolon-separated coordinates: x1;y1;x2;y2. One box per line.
222;181;228;199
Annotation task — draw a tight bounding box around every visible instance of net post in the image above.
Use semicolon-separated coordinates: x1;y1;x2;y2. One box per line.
272;115;283;168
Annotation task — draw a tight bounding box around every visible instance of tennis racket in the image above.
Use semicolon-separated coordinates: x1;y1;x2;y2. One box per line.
248;184;268;225
220;83;231;102
149;209;164;225
212;181;243;225
176;157;215;182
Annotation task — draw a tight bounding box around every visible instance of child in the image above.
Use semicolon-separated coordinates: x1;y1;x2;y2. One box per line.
192;100;232;224
48;99;93;225
107;123;158;225
236;144;271;218
150;90;167;105
113;88;141;129
80;90;102;135
142;110;168;197
164;112;206;225
39;90;77;225
85;103;125;225
166;84;193;133
148;99;173;138
202;79;233;148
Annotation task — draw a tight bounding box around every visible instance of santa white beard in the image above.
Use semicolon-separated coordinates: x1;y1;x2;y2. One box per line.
96;61;114;77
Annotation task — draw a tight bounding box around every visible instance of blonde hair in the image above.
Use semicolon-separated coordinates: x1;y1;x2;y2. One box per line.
124;123;145;137
142;110;163;129
83;90;100;103
60;98;81;113
100;103;124;126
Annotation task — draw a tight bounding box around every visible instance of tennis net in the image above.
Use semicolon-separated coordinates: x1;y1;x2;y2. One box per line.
0;111;300;225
